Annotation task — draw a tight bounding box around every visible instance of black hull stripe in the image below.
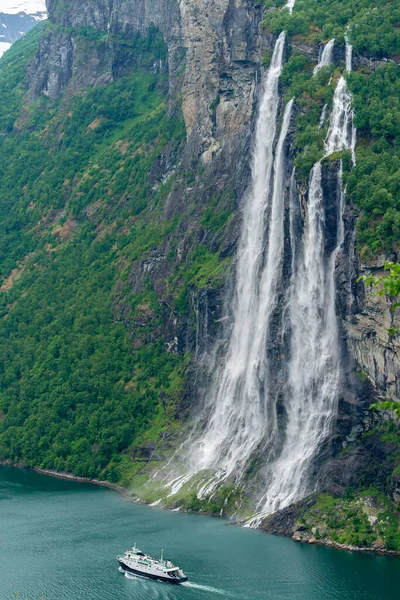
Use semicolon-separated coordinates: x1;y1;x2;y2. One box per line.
118;560;188;584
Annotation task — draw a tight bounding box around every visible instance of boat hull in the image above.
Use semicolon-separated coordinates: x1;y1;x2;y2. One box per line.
117;559;188;584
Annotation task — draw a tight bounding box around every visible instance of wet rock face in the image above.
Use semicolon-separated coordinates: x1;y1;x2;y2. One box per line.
179;0;266;159
322;158;400;406
345;272;400;402
336;181;400;403
35;0;269;159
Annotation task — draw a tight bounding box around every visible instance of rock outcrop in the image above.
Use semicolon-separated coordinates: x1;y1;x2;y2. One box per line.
25;0;399;520
346;266;400;402
32;0;271;162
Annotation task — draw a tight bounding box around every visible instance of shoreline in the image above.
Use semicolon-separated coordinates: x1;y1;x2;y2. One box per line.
1;461;398;558
289;533;400;558
0;460;132;499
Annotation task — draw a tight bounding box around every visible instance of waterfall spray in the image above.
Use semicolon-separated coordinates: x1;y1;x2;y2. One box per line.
313;39;335;75
253;161;343;519
164;32;290;499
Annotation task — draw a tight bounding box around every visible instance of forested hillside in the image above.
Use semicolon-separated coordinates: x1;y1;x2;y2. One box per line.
0;0;399;552
266;0;400;253
0;22;188;482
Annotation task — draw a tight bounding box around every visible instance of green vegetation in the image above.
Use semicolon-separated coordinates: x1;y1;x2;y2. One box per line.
299;487;400;551
0;0;398;524
0;24;188;481
360;261;400;305
287;418;400;553
264;0;400;253
359;261;400;336
264;0;400;56
347;66;400;253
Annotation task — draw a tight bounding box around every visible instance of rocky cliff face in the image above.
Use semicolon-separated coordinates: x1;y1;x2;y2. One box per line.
346;266;400;402
27;1;398;510
32;0;270;162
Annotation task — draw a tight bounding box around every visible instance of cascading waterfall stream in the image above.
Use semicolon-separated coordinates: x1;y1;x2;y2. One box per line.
313;39;335;75
252;43;356;521
165;31;289;499
186;34;292;493
253;162;344;519
167;33;356;521
285;0;296;13
346;42;353;73
325;76;353;155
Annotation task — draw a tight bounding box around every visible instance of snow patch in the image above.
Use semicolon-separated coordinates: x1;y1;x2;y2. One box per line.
0;1;46;17
0;40;11;57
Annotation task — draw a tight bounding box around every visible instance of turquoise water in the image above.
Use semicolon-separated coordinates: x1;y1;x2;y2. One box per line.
0;467;399;599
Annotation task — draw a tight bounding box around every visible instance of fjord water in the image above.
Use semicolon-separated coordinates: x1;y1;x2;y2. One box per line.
0;467;399;600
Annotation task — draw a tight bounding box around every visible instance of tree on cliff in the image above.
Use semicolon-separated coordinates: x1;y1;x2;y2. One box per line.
360;261;400;337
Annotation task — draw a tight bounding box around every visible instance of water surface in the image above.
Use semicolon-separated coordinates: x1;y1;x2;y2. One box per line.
0;466;398;599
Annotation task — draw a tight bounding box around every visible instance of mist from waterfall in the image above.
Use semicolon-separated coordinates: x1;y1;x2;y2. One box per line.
313;39;335;74
254;160;344;517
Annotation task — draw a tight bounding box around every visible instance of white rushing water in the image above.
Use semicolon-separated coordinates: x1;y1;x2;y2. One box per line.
168;37;356;519
253;44;356;519
325;76;354;155
186;33;289;493
313;39;335;75
346;42;353;73
254;160;344;518
284;0;296;13
319;104;329;128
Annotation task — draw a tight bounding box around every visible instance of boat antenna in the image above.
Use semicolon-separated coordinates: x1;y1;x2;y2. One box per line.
161;548;164;563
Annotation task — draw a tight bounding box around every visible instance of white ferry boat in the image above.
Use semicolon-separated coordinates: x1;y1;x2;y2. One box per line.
117;544;188;584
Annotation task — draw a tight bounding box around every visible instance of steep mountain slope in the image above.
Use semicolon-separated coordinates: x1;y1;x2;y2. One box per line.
0;0;399;552
0;1;46;57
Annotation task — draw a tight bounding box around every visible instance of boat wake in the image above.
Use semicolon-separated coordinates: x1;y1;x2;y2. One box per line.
122;571;234;596
124;571;140;580
181;581;235;596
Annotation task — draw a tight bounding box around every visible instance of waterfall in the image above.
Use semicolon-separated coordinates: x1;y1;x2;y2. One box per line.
319;104;328;128
166;36;356;518
254;162;343;517
345;43;357;162
183;33;290;493
285;0;296;13
325;76;354;155
326;43;356;161
253;47;356;519
313;39;335;75
346;43;353;72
